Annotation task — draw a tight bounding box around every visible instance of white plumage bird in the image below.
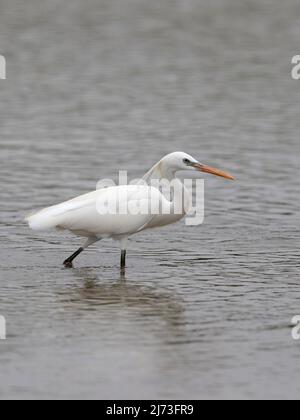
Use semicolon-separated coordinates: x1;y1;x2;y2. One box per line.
26;152;234;269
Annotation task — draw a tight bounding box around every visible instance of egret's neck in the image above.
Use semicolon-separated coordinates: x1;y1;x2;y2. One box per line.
160;165;178;182
143;161;191;212
143;161;178;183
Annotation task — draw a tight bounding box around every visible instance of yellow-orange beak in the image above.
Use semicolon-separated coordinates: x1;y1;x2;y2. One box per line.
193;163;235;181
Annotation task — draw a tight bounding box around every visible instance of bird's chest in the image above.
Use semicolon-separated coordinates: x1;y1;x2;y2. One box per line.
144;211;186;230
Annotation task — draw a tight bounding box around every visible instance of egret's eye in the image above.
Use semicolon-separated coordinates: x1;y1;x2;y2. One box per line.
183;158;191;165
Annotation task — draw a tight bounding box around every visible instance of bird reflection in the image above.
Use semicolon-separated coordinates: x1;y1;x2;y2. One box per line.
58;268;185;334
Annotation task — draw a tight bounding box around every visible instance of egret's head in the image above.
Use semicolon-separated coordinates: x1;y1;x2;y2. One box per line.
162;152;235;180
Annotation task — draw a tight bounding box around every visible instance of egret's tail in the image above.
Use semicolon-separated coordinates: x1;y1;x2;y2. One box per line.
25;201;74;231
26;207;60;231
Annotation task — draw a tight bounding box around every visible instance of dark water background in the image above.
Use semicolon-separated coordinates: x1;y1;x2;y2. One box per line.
0;0;300;399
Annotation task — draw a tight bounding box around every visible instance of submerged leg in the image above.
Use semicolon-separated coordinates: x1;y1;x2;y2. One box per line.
115;236;128;271
120;250;127;269
63;237;99;268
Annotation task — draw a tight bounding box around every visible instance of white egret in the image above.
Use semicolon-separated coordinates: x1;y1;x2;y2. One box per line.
26;152;234;269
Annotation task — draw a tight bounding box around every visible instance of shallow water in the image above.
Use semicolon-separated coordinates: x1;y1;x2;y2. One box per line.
0;0;300;400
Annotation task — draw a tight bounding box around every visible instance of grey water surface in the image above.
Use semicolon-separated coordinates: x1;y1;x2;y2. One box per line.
0;0;300;400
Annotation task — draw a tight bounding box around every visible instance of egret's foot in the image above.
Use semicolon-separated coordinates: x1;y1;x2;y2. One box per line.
120;268;126;279
63;247;84;268
63;259;74;268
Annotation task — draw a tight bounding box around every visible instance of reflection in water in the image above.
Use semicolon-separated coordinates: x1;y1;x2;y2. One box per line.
57;268;185;337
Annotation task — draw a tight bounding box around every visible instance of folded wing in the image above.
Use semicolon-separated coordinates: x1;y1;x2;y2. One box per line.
26;185;170;237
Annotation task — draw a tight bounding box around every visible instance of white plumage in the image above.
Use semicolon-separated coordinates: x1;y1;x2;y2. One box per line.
27;185;175;236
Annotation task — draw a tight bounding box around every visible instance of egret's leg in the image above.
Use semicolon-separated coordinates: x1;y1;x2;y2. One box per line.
63;237;99;268
120;250;127;269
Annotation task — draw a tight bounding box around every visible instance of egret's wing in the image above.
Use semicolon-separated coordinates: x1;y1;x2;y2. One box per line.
26;185;169;237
